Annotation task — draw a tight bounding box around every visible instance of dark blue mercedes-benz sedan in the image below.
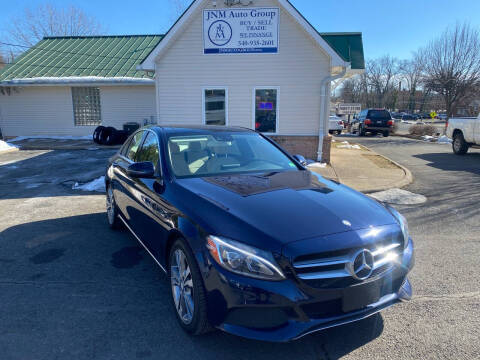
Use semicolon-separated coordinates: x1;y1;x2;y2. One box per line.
105;125;414;342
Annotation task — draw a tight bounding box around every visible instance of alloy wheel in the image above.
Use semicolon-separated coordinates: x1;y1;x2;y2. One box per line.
171;249;195;325
106;186;115;224
454;137;462;152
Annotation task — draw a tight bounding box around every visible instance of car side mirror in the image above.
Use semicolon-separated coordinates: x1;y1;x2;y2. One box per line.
293;155;308;166
127;162;155;178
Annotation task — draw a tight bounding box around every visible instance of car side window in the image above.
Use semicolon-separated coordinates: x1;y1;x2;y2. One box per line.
126;131;145;161
120;138;132;156
135;132;160;173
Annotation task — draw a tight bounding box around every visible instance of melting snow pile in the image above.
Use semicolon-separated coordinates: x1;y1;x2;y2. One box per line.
437;135;452;144
369;188;427;205
72;176;106;192
422;135;435;142
0;140;18;152
307;162;327;169
337;141;361;150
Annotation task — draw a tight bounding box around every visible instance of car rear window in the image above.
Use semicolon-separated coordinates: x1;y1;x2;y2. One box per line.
368;110;391;120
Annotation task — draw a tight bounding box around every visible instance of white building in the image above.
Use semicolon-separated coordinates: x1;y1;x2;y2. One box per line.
140;0;364;159
0;35;162;138
0;0;364;160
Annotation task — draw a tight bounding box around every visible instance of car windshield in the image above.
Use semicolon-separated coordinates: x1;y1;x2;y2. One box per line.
368;110;391;120
166;132;300;178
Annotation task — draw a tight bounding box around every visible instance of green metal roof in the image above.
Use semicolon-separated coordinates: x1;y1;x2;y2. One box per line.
0;35;164;84
319;33;365;70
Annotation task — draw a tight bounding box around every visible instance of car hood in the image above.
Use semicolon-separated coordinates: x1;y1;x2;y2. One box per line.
175;170;397;249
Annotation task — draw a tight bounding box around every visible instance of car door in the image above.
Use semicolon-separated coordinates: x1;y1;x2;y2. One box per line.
112;130;146;220
128;131;172;258
475;117;480;144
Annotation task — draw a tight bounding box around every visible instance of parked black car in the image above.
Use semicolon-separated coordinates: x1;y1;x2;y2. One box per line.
104;125;414;342
351;109;394;137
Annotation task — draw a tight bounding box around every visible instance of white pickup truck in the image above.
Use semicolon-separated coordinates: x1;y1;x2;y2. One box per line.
446;114;480;155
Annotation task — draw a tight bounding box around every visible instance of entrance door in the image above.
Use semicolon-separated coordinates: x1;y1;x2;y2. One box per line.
203;88;227;126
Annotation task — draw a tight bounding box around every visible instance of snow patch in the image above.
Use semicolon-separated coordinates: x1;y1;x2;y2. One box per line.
437;135;452;144
25;183;42;189
337;141;361;149
369;188;427;205
0;140;18;152
2;76;154;85
307;162;327;169
9;135;92;142
422;135;435;141
72;176;106;193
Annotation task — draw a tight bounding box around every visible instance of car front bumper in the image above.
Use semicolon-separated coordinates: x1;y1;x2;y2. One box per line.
203;238;414;342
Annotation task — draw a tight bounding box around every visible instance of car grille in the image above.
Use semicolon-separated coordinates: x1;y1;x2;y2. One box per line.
292;240;403;289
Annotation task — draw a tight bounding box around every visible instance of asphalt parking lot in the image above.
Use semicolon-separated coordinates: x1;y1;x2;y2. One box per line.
0;138;479;359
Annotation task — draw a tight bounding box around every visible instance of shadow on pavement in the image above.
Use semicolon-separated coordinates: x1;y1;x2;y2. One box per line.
0;212;384;360
413;152;480;175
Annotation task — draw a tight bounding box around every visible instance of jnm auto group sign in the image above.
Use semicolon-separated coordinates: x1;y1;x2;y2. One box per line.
203;8;279;54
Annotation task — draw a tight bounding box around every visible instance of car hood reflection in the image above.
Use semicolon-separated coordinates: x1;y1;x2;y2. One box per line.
175;171;397;245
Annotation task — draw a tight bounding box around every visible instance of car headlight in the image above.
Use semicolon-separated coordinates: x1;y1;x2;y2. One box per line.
387;205;409;249
206;235;285;281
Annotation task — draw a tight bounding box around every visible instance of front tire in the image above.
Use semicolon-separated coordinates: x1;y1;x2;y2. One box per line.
453;132;469;155
106;183;122;230
169;238;211;335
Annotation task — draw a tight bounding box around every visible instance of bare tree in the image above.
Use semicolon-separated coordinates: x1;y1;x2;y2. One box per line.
4;3;104;54
169;0;192;22
0;53;5;70
421;23;480;117
399;52;424;112
366;56;400;108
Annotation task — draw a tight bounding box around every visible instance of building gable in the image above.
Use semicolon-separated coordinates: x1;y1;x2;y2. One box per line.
139;0;352;71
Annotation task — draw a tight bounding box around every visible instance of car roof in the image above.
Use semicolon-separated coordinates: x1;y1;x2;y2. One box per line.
146;125;255;135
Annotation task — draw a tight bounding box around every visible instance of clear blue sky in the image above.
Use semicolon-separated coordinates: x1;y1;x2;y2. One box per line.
1;0;479;59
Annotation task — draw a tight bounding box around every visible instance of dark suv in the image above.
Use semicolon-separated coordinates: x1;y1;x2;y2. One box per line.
352;109;394;137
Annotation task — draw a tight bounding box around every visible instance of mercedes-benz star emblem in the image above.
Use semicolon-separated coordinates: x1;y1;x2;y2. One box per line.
348;249;375;280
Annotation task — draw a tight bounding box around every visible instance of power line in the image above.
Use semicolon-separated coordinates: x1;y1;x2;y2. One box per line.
0;39;158;62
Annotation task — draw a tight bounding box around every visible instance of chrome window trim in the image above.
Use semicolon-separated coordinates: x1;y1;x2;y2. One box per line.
118;215;167;274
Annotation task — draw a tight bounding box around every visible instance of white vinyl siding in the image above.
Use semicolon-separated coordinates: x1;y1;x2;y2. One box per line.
0;85;156;137
155;0;330;136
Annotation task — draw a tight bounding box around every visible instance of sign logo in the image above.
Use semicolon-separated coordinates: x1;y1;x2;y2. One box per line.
203;8;279;54
208;20;232;46
348;249;375;280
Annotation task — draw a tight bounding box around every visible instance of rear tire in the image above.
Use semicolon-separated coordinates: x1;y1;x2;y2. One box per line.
106;183;122;230
383;131;390;137
169;238;212;336
359;126;366;137
453;132;469;155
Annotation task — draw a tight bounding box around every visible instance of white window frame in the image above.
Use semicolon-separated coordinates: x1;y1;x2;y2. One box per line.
252;87;280;135
71;86;102;127
202;87;228;126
